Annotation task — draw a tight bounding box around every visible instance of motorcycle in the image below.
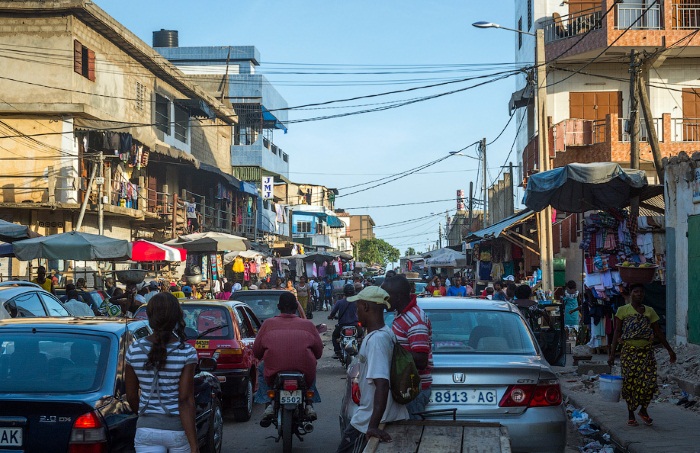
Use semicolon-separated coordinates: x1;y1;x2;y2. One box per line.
260;371;315;453
337;325;361;370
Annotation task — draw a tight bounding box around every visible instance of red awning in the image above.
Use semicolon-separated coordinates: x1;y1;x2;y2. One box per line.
131;240;186;262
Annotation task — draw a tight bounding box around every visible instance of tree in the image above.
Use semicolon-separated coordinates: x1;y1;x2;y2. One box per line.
356;238;400;267
405;247;417;256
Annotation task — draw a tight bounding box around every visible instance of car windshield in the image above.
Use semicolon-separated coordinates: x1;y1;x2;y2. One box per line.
233;294;282;321
182;305;232;339
0;333;110;393
424;309;538;355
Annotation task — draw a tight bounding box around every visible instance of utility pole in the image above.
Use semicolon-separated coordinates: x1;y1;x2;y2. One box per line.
629;50;641;170
75;157;98;231
97;152;104;235
438;223;443;249
480;137;488;227
535;28;553;290
468;181;474;233
638;70;664;184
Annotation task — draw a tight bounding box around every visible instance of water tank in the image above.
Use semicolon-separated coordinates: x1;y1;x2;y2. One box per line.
153;29;178;48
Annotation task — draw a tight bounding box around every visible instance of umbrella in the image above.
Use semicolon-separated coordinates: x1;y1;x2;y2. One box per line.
0;242;14;257
0;220;39;243
423;248;466;267
294;251;338;263
223;250;262;265
13;231;131;261
164;232;250;253
522;162;648;213
131;240;186;262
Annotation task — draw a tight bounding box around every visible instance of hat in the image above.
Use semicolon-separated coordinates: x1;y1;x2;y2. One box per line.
148;281;159;290
182;285;192;294
504;275;515;282
347;286;391;307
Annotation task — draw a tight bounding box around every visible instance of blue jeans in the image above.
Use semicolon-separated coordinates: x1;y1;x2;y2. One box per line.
253;361;322;404
406;388;431;420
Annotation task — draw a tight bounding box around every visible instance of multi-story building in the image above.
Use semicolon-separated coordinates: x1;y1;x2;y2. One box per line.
0;1;255;249
513;0;700;184
346;215;376;245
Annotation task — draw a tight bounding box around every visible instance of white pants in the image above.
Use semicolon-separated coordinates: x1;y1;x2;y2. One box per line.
134;427;191;453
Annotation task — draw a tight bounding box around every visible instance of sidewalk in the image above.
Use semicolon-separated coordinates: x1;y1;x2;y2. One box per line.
555;353;700;453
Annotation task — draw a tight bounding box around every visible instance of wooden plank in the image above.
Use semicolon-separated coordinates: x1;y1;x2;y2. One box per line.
462;426;509;453
365;423;423;453
416;425;463;453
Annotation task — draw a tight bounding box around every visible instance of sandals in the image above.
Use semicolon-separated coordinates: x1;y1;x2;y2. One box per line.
638;413;653;426
627;419;639;426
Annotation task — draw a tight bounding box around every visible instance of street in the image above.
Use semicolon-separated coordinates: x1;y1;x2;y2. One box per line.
222;316;347;453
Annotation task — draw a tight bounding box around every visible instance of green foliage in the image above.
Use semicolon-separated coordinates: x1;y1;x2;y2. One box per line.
356;238;400;267
405;247;417;256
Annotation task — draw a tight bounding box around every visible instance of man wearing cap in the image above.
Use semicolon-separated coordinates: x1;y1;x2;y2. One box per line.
382;274;433;419
181;285;193;299
336;286;408;452
143;281;160;303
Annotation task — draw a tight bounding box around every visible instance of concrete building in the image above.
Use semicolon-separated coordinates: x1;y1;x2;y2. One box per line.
346;215;376;245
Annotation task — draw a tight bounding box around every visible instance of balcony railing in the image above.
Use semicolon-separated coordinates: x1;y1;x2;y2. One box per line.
544;5;603;42
616;2;661;29
673;2;700;29
672;118;700;141
618;118;663;142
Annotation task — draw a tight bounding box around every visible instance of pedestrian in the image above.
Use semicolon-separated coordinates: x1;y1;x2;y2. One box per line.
484;287;494;300
296;276;310;315
183;196;200;233
446;276;467;297
382;275;433;419
143;281;160;303
217;282;233;300
125;293;200;453
104;277;117;298
492;281;507;301
561;280;581;330
181;285;193;299
328;284;360;359
324;278;333;310
32;265;55;294
336;286;408;452
63;289;95;317
607;283;676;427
285;279;296;296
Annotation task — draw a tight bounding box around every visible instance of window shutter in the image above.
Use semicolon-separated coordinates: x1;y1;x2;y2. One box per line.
74;40;83;75
87;49;96;81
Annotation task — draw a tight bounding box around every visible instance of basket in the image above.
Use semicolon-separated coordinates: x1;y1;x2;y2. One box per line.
617;265;658;284
184;274;202;285
115;269;148;284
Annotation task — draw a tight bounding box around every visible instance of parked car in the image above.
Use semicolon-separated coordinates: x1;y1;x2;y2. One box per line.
0;281;73;317
0;317;223;453
229;290;306;322
341;297;567;453
135;299;261;422
55;288;107;314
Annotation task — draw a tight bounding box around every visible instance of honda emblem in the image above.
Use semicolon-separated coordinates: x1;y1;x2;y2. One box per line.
453;372;466;383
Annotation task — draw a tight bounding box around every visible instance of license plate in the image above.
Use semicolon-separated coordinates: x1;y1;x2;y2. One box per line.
430;389;498;405
0;427;22;446
280;390;302;404
195;339;209;349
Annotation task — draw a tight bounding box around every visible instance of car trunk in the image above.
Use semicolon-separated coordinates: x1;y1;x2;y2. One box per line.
0;399;96;452
428;354;546;417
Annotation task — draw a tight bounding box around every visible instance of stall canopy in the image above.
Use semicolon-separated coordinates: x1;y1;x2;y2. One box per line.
223;250;262;265
423;248;467;268
165;232;250;253
464;209;539;256
131;240;186;262
0;220;40;243
523;162;648;213
13;231;131;261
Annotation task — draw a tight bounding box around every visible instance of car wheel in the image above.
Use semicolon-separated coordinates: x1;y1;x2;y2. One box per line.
232;378;253;422
202;398;223;453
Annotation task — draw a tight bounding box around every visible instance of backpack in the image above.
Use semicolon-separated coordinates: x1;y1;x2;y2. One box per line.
385;332;421;404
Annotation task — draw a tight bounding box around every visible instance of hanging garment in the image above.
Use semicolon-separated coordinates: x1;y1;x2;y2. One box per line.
318;262;327;278
244;262;250;281
479;261;492;281
233;256;245;273
305;262;316;278
249;260;257;274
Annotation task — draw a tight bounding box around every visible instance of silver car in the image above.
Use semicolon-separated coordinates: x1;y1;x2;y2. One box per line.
341;297;566;453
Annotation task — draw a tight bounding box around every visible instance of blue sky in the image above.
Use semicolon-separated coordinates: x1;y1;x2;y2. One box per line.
96;0;524;256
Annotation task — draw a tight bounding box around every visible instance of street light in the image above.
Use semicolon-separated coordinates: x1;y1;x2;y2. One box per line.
472;19;554;290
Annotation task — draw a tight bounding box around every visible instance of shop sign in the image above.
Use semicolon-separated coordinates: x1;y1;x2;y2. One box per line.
262;176;274;200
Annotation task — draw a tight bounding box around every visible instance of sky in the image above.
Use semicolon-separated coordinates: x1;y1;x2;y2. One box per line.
96;0;524;257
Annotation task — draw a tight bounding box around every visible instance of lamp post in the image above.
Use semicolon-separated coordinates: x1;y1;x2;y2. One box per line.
472;21;554;290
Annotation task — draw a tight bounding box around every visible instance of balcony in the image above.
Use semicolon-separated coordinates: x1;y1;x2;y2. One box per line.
232;136;290;178
673;1;700;29
615;2;661;30
544;4;604;43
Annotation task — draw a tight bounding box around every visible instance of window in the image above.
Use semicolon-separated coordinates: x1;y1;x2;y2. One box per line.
155;94;170;134
7;292;45;317
39;293;70;317
518;17;523;49
234;307;253;339
527;0;532;30
174;104;189;143
297;221;312;234
73;40;95;81
136;82;146;111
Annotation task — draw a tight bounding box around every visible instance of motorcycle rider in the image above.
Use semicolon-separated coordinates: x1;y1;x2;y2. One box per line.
253;292;323;421
329;284;361;359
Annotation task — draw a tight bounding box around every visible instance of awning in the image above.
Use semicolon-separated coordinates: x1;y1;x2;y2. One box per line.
153;144;199;168
509;84;534;114
465;210;535;243
131;240;186;262
262;105;288;133
199;163;241;188
175;99;215;119
326;215;344;229
240;181;258;196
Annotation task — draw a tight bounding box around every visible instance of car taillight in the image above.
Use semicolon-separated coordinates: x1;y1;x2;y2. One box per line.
68;412;107;453
499;381;562;408
343;328;356;336
283;380;298;391
212;348;243;366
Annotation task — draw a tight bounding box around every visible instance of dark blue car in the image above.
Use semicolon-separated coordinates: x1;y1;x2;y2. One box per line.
0;317;224;453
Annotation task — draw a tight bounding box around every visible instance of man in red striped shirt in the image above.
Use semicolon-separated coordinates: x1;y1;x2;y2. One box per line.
382;275;433;419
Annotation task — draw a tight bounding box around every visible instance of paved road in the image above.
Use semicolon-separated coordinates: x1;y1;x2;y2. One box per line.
222;314;346;453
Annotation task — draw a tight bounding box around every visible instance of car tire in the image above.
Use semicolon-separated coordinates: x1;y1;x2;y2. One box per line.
202;398;223;453
232;377;253;422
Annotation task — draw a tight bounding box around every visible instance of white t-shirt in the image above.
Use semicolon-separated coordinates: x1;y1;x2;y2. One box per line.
350;325;409;433
184;201;197;219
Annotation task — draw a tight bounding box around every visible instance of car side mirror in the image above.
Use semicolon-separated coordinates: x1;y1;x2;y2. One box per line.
198;357;217;373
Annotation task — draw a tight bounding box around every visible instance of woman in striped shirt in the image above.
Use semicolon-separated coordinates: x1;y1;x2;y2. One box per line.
126;293;199;453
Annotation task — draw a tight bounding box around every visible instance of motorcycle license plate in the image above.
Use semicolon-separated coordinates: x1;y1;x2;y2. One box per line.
280;390;302;404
